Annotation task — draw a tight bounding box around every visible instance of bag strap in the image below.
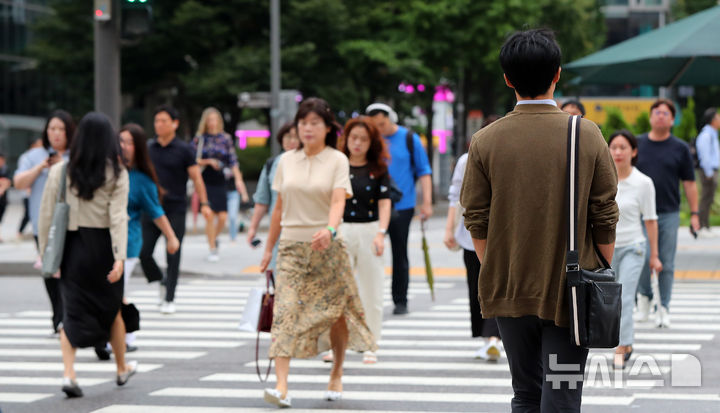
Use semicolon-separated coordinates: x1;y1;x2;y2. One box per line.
57;162;68;203
195;135;205;161
405;128;417;180
256;269;275;382
565;115;611;271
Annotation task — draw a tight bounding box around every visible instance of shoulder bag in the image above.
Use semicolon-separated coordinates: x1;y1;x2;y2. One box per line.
41;162;69;278
255;270;275;382
565;115;622;349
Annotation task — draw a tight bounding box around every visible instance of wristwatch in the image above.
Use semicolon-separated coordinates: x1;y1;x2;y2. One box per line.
326;226;337;239
378;228;387;235
691;211;699;216
201;202;210;207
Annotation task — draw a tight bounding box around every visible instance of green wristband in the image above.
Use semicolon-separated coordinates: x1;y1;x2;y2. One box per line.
326;226;337;239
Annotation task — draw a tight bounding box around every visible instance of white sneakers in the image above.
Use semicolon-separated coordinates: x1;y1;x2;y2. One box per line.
475;338;501;361
697;228;718;239
207;249;220;262
634;294;651;322
160;301;175;314
158;283;166;305
324;390;342;401
656;306;671;328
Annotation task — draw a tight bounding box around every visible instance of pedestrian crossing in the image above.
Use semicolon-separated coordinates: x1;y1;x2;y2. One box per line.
1;276;719;412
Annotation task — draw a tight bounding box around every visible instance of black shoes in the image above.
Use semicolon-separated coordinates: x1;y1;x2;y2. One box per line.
61;377;83;398
393;304;409;315
126;344;138;353
94;345;111;361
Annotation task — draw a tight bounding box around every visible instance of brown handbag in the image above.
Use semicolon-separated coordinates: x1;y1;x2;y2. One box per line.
255;270;275;382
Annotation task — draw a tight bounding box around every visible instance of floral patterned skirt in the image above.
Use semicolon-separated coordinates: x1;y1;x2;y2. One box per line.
269;239;377;359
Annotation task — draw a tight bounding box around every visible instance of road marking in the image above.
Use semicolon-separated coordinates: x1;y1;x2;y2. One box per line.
0;362;161;372
91;406;460;413
0;348;206;360
0;392;52;403
150;387;634;405
201;372;512;387
0;376;111;386
633;392;720;401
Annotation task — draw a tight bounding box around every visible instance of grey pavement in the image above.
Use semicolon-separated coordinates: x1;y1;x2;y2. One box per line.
1;197;720;412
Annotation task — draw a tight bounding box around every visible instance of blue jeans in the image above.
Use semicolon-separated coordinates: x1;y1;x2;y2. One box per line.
226;190;240;241
638;212;679;309
613;242;645;346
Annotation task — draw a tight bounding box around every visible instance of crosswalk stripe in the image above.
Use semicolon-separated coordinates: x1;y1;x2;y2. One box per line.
0;348;206;360
15;310;245;321
0;362;162;372
0;392;53;403
0;336;244;349
377;339;699;351
0;376;111;386
90;405;460;413
135;304;244;312
149;387;635;405
634;332;714;341
201;372;513;386
0;318;238;329
632;393;720;401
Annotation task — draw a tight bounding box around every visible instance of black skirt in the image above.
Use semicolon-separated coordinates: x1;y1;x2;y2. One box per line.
60;227;123;348
206;184;228;212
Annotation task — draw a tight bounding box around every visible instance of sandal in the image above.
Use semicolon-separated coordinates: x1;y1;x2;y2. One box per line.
362;351;377;364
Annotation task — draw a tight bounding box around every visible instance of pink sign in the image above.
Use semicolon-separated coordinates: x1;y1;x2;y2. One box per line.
235;129;271;150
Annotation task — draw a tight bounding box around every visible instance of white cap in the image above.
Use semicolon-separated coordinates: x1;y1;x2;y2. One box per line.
365;103;398;123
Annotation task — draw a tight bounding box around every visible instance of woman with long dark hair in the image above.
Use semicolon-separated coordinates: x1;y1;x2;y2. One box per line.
259;98;376;407
119;123;180;349
14;110;74;336
38;112;136;398
338;116;391;364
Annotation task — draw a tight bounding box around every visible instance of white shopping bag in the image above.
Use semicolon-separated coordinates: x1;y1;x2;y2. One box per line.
238;287;264;332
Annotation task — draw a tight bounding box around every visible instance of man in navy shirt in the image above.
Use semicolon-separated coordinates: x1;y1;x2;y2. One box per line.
367;103;433;315
635;99;699;328
141;105;211;315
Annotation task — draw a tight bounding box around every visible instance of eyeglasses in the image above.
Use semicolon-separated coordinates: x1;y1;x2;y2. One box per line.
652;110;672;117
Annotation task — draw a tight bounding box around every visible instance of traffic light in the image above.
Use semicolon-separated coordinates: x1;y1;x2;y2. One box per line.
94;0;111;21
122;0;153;38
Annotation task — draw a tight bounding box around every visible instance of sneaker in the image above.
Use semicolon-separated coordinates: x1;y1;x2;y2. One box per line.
697;228;718;239
656;306;670;328
207;250;220;262
634;294;650;322
322;350;334;363
392;304;408;315
61;377;83;398
94;344;111;361
475;339;501;362
160;301;175;314
264;388;291;408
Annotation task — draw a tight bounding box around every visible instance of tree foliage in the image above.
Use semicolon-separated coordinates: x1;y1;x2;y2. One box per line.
29;0;607;135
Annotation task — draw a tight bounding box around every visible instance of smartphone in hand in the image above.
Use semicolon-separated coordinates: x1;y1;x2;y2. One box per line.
251;238;262;247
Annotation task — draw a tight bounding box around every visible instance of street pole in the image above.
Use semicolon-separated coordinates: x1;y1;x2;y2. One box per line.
270;0;281;156
94;0;121;129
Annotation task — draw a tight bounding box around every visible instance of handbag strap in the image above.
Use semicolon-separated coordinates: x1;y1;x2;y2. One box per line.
566;115;611;270
255;269;275;382
57;162;68;203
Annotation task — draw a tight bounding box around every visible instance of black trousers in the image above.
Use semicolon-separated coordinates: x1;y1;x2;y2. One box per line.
388;208;414;306
462;249;500;338
496;316;589;413
34;235;62;331
139;212;186;302
18;197;30;233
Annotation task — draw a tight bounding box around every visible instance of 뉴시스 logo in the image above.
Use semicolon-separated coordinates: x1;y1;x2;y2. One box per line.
546;353;702;389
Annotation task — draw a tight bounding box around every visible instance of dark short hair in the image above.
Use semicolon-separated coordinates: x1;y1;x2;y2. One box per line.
650;99;676;118
561;100;586;116
276;121;296;147
367;109;389;118
42;110;75;151
294;97;341;149
702;107;718;126
608;129;639;166
500;29;561;98
153;104;180;121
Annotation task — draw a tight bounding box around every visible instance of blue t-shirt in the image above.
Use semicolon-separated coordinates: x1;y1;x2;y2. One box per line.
14;148;68;235
636;134;695;213
127;169;165;258
384;126;432;210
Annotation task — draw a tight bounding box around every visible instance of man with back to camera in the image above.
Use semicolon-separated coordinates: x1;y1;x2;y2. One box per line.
140;105;212;315
695;107;720;238
461;29;618;412
366;103;433;315
634;99;700;328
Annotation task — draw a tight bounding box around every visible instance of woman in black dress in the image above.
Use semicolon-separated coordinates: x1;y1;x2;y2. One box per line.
39;112;136;398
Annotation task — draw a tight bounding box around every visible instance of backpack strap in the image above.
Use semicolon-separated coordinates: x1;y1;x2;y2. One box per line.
405;128;417;181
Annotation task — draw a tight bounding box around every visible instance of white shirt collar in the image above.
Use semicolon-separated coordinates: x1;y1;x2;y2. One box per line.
516;99;558;107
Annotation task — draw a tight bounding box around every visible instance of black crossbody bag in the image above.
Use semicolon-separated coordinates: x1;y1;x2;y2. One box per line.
565;115;622;349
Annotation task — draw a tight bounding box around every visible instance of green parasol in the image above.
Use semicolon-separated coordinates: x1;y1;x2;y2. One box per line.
421;220;435;301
